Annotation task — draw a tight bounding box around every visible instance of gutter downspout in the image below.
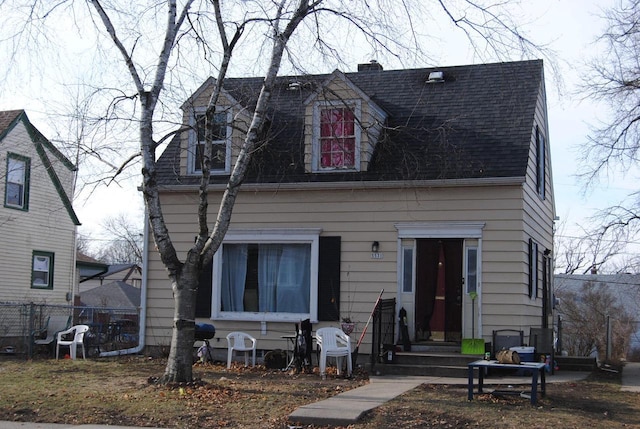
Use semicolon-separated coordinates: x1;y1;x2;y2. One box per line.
99;205;149;357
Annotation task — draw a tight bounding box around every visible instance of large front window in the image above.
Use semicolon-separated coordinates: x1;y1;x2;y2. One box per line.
213;231;320;321
189;110;230;174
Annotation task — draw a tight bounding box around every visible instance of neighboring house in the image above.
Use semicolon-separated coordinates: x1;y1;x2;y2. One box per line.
0;110;80;304
76;251;109;292
554;273;640;352
80;280;141;309
79;261;142;292
143;60;555;355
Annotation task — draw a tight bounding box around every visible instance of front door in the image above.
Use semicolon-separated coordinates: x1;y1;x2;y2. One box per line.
414;239;463;342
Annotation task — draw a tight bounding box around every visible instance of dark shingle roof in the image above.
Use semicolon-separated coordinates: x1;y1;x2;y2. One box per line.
157;60;543;186
80;280;140;308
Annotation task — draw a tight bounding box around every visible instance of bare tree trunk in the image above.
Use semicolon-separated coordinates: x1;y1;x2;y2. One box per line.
162;257;199;382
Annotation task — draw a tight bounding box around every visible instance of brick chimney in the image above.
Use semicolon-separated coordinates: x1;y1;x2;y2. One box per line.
358;60;383;72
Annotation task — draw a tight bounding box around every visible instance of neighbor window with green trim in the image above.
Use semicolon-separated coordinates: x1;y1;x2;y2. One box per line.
32;251;54;289
5;153;30;210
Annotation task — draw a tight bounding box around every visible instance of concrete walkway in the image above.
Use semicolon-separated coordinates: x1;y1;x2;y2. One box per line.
289;365;638;427
1;364;638;429
621;361;640;392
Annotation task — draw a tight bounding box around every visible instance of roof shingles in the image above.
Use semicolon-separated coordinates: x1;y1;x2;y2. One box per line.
156;60;543;186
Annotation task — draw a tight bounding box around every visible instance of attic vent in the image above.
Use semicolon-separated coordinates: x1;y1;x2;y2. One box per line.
288;82;302;90
426;71;444;83
358;60;384;72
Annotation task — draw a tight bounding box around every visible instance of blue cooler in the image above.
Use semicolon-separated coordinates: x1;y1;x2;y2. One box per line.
510;346;535;375
509;346;535;362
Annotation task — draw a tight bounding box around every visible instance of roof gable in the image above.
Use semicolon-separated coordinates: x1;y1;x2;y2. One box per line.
0;110;81;225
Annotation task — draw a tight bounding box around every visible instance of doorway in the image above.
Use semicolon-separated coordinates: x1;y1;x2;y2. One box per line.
414;238;463;342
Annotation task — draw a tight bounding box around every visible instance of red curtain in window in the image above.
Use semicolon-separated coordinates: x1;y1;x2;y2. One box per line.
320;108;355;168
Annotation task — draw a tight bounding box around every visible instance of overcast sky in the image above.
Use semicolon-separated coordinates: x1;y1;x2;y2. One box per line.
1;0;633;262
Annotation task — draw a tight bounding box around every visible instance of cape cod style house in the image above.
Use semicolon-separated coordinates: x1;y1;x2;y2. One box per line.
0;110;80;305
144;60;555;357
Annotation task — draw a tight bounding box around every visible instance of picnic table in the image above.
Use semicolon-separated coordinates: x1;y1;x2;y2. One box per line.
467;359;547;405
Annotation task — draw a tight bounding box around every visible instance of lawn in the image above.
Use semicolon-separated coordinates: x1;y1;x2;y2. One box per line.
0;356;638;428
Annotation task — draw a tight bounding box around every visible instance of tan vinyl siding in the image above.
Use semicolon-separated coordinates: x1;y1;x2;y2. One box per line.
0;121;76;304
146;182;537;351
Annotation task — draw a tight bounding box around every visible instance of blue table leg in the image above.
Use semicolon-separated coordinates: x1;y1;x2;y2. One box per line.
468;365;474;400
531;368;538;405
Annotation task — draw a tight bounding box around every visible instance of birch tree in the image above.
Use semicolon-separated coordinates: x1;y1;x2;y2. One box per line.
2;0;544;382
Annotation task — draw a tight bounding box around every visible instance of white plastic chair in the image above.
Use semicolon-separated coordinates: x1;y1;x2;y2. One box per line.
33;315;71;353
56;325;90;360
316;327;352;379
226;332;257;369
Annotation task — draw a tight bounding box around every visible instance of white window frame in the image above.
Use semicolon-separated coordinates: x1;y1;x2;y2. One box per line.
187;108;232;175
212;229;321;322
32;251;54;289
312;100;361;172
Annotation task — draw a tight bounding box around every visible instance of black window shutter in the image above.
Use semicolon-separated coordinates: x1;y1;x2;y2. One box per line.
195;259;213;318
528;238;533;298
318;236;341;321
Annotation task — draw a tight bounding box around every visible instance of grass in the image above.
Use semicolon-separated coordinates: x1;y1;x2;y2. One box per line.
0;356;639;428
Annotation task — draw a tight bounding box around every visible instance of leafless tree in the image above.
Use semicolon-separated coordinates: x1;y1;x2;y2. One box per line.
2;0;545;382
556;280;635;361
94;213;143;265
578;0;640;265
554;219;625;274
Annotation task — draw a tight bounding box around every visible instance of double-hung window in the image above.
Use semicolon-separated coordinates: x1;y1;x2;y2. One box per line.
313;102;361;171
32;251;54;289
5;153;30;210
213;230;320;322
189;110;230;174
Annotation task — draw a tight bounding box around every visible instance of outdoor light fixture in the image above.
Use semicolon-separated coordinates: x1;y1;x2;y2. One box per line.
372;241;380;253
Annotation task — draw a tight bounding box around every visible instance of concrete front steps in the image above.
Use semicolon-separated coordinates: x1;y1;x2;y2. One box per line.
366;342;483;378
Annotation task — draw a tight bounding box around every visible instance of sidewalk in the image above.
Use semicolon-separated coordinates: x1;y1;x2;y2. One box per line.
291;362;640;426
621;361;640;392
0;425;165;429
1;364;638;429
288;370;593;426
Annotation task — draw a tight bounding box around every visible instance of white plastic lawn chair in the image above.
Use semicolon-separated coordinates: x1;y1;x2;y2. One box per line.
226;332;257;369
33;315;71;353
56;325;90;360
316;327;352;379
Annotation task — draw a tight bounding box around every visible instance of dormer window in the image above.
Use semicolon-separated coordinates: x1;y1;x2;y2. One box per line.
313;101;361;172
189;109;231;174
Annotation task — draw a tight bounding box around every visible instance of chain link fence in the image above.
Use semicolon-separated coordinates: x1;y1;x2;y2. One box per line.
0;302;140;359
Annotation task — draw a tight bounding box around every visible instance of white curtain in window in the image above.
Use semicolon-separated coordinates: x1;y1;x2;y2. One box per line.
276;244;310;313
258;244;281;312
221;244;248;311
